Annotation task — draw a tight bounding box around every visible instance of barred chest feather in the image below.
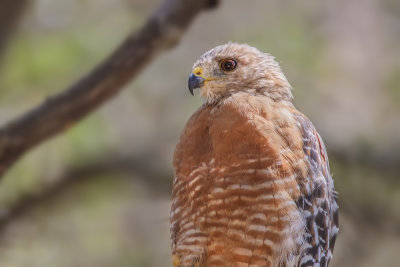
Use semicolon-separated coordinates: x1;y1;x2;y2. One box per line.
171;93;338;267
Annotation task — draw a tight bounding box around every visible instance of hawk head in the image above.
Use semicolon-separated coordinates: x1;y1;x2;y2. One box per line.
188;42;293;104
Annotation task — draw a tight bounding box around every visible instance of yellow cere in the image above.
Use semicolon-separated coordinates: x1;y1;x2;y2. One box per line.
193;66;203;76
192;66;216;82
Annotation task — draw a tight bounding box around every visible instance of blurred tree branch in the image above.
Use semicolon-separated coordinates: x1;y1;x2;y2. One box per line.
0;153;171;234
1;152;399;237
0;0;29;62
0;0;219;177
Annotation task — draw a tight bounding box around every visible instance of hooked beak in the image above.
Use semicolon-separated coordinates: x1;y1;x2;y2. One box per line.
188;73;205;95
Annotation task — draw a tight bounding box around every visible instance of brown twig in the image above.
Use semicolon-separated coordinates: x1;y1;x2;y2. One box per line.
0;0;219;177
0;154;171;234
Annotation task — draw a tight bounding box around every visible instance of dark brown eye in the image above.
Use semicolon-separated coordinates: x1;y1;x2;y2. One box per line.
220;58;237;72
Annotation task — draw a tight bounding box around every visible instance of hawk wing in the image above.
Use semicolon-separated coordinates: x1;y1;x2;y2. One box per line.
294;113;339;267
171;96;338;267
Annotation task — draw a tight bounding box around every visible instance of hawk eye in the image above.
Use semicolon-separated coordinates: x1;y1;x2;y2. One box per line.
220;58;237;72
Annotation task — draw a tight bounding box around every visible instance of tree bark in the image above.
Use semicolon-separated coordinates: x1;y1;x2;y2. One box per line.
0;153;171;234
0;0;219;177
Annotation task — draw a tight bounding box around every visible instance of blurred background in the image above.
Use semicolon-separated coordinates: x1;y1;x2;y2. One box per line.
0;0;399;266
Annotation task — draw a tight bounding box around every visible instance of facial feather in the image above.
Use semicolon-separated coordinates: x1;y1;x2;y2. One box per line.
191;42;293;104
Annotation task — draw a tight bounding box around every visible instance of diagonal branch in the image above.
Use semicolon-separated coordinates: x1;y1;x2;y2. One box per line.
0;0;219;177
0;153;171;234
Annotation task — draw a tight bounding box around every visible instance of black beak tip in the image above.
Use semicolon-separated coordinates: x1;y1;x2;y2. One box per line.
189;82;194;95
188;73;204;96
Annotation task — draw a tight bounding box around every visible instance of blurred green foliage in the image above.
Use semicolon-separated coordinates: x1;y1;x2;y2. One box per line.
385;66;400;106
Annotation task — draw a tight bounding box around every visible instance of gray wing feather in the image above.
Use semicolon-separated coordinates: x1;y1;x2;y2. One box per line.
294;114;339;267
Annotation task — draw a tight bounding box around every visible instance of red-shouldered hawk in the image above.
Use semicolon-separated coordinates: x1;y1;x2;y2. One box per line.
171;43;338;267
